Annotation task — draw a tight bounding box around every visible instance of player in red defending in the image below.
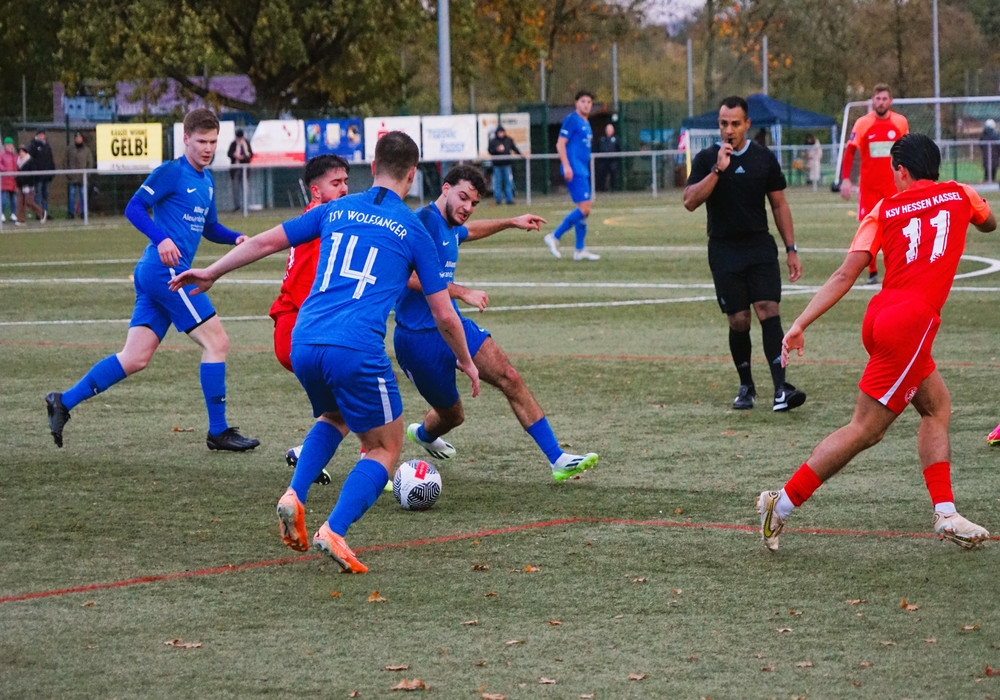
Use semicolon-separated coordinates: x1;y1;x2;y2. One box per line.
839;83;909;285
269;155;350;481
759;133;996;551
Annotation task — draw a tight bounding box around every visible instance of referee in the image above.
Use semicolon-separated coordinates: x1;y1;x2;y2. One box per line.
683;95;806;412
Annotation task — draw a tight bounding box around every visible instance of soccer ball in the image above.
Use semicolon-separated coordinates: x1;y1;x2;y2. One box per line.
392;459;442;511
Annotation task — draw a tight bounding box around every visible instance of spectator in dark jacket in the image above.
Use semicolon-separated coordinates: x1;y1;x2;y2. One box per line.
28;129;55;216
65;131;95;219
15;145;44;224
487;126;521;205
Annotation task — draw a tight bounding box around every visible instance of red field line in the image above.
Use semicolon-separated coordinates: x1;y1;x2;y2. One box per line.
1;516;973;606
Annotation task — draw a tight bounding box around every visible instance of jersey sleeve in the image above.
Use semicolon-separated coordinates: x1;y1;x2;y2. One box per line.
840;121;863;180
766;150;788;192
959;182;993;225
409;224;448;296
849;201;884;255
283;204;328;247
686;148;715;186
133;161;175;207
457;225;470;245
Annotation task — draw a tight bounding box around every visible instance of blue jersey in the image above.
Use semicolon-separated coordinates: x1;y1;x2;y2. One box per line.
394;203;469;332
559;111;593;175
284;186;448;353
134;156;219;270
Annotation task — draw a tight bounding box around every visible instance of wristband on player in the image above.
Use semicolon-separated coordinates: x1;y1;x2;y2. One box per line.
786;244;798;253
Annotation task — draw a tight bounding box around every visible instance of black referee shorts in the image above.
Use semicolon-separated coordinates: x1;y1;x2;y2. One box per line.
707;237;782;315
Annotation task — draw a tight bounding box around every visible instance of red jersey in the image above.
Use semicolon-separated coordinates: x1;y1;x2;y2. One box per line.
269;200;321;319
850;180;992;314
841;110;909;219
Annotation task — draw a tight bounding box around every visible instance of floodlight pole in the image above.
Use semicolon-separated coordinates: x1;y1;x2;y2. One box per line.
932;0;941;140
438;0;452;116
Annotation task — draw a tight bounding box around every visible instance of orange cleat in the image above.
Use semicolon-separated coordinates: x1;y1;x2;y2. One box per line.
276;488;309;552
313;522;368;573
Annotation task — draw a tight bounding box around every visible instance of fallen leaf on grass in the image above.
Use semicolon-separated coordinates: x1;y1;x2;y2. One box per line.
462;620;478;626
482;694;506;700
472;564;490;571
985;664;999;676
349;692;360;698
164;639;201;649
580;694;596;699
391;678;427;691
628;673;647;681
674;508;683;515
672;588;682;595
881;641;896;646
172;426;195;432
900;597;918;611
632;578;647;583
473;660;486;667
485;592;498;597
82;601;95;607
923;638;936;644
846;599;868;605
368;591;387;603
505;639;525;646
539;677;557;684
523;565;540;573
330;591;341;597
547;620;562;626
860;661;873;668
964;624;981;631
776;628;792;633
385;664;409;671
796;661;813;668
761;665;776;672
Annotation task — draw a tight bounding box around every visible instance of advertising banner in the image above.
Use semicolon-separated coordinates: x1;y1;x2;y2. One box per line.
249;120;306;164
305;119;364;162
363;116;422;160
95;123;164;171
420;114;478;161
477;113;532;158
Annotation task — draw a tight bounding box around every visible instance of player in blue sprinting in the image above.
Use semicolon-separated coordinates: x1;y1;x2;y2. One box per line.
396;164;599;481
45;108;259;452
169;132;480;573
544;90;600;262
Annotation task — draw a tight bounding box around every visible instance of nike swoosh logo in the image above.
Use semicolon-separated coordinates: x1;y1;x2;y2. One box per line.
442;240;450;246
187;187;197;193
762;507;776;537
775;392;786;402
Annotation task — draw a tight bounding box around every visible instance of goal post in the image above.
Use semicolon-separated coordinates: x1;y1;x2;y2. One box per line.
835;96;1000;188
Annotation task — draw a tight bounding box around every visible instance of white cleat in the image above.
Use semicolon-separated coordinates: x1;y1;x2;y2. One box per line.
406;423;456;460
757;490;785;551
543;233;562;259
573;248;600;261
933;512;989;549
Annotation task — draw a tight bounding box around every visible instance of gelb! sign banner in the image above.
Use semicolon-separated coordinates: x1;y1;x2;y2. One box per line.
96;123;163;171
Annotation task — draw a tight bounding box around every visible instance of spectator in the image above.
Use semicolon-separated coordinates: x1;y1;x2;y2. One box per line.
804;133;822;192
487;126;521;205
65;131;94;219
0;137;17;224
596;123;621;192
28;129;55;218
980;119;1000;184
227;128;253;212
15;144;44;224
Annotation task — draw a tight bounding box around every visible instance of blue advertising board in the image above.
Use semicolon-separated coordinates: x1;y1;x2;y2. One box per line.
304;118;364;161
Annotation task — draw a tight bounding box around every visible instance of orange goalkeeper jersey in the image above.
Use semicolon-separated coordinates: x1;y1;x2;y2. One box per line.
841;110;909;220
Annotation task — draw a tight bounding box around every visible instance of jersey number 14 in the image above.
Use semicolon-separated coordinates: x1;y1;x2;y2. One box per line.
318;231;378;299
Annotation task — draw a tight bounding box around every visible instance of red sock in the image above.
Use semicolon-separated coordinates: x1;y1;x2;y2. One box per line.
922;462;954;505
783;463;823;507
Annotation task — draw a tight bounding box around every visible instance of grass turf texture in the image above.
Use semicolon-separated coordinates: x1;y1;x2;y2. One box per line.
3;189;1000;698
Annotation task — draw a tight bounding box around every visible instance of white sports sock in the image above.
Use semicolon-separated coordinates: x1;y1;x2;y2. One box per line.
775;488;796;520
933;501;956;515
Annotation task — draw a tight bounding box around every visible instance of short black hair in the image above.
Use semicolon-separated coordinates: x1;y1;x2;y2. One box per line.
304;154;350;187
442;164;487;196
373;131;420;181
719;95;749;118
575;90;594;102
890;133;940;182
235;128;244;138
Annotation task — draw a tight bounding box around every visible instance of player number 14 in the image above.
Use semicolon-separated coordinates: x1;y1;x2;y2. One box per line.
318;231;379;298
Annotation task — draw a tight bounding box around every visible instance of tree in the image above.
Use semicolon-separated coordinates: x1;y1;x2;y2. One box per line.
57;0;429;117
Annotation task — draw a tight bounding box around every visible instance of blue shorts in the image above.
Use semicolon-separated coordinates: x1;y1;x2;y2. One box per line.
131;262;217;338
566;175;592;204
394;317;490;409
291;343;402;434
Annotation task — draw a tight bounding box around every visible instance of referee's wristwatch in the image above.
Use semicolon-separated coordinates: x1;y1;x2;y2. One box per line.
713;166;724;176
786;244;798;253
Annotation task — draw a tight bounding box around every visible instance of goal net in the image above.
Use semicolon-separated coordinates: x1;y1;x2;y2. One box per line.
835;96;1000;186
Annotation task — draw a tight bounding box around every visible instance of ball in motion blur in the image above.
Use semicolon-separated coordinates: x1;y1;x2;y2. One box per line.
393;459;442;511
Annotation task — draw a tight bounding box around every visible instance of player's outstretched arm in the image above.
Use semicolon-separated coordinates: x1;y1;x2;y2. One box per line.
426;289;480;397
465;214;547;241
781;250;870;366
168;225;291;295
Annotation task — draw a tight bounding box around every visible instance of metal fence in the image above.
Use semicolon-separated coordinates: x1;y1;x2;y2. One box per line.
3;141;996;229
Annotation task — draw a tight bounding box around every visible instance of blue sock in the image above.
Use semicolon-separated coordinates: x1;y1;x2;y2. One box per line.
415;423;434;442
574;218;588;250
61;355;127;411
327;459;388;536
290;420;344;503
200;362;228;435
526;417;563;464
552;207;585;240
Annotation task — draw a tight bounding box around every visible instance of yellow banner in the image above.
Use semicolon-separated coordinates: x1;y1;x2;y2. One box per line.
96;123;163;171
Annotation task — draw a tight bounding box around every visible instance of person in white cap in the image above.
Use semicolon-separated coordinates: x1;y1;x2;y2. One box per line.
981;118;1000;183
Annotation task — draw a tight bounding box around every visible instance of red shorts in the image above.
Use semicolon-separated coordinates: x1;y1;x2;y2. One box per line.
272;310;297;373
859;291;939;415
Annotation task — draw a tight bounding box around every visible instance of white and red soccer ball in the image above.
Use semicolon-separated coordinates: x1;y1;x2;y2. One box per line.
392;459;442;511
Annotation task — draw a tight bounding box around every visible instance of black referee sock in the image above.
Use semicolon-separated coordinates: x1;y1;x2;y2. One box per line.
729;328;754;387
761;315;786;393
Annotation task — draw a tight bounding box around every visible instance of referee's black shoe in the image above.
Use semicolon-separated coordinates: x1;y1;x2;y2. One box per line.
207;427;260;452
733;384;756;410
773;383;806;412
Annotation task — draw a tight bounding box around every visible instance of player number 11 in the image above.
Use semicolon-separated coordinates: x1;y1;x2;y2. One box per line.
901;210;950;264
